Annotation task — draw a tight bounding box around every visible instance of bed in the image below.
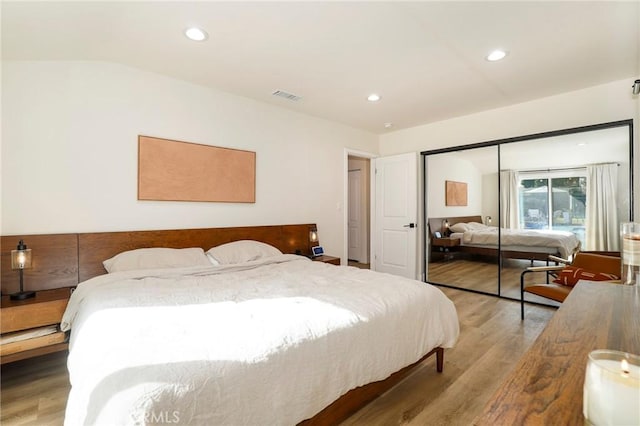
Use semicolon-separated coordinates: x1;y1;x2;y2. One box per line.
8;224;458;425
428;215;581;262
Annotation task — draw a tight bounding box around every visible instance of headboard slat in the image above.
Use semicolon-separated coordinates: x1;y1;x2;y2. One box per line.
77;224;315;282
1;224;317;293
427;215;483;236
1;234;79;294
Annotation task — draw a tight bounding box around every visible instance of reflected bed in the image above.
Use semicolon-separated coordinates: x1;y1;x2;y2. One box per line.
429;216;581;262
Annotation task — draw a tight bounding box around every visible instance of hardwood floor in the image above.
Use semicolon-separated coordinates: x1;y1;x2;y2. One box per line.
348;260;370;269
1;350;69;425
342;287;554;425
0;287;554;426
428;255;562;307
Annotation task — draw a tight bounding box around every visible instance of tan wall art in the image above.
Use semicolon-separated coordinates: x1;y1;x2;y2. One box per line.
445;180;467;206
138;136;256;203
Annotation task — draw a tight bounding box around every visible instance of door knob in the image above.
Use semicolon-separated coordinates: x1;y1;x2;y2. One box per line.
403;223;416;228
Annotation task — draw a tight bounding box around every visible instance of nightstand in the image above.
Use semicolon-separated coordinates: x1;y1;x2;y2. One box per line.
312;255;341;265
432;237;460;248
1;287;71;364
431;237;460;261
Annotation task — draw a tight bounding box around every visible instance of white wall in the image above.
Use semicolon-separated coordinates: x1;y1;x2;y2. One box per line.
1;61;379;257
380;78;639;218
482;173;499;225
426;156;483;218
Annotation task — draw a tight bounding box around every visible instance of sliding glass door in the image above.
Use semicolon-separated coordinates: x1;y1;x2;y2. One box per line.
519;172;587;247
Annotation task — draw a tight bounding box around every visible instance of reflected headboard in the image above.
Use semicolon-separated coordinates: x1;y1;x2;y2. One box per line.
427;215;483;237
1;224;318;294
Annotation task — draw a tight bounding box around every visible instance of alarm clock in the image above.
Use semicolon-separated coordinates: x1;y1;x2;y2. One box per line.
311;246;325;257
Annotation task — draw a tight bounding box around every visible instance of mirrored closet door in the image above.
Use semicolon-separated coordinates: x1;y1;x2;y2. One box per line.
424;145;499;295
500;124;633;304
423;120;634;305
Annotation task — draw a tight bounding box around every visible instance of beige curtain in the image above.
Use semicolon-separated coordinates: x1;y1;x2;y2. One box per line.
585;163;618;251
500;170;520;229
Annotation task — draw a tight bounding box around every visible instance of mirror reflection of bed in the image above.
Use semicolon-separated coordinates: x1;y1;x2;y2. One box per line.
427;215;579;305
423;121;632;307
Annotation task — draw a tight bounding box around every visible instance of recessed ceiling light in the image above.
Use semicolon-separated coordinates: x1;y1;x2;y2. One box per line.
185;27;208;42
486;50;507;61
367;94;381;102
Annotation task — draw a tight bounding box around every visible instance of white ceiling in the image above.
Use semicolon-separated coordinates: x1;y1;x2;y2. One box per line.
434;125;630;174
2;1;639;134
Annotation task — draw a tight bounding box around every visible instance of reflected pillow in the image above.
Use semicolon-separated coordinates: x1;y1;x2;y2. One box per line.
207;240;282;265
449;223;469;233
466;222;489;230
552;266;619;287
103;247;212;273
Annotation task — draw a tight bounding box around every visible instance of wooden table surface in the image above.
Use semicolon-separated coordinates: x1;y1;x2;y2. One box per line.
474;281;640;425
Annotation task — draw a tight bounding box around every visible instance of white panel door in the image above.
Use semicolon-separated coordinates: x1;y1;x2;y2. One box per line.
348;169;363;262
373;153;418;278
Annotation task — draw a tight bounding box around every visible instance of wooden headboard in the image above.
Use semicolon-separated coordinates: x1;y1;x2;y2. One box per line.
1;224;318;294
427;215;483;237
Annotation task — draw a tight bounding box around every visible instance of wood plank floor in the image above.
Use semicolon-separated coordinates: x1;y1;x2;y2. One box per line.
428;256;562;307
343;287;554;425
1;287;555;426
347;260;370;269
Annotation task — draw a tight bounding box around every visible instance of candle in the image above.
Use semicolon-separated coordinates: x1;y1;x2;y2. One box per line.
621;222;640;285
583;350;640;425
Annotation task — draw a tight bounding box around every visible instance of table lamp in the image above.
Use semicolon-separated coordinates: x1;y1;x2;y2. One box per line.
10;239;35;300
443;219;450;236
310;228;318;244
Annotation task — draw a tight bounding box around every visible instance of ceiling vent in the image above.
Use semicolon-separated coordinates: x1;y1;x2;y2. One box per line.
272;90;302;101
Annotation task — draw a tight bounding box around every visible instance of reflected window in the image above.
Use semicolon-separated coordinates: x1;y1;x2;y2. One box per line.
518;170;587;246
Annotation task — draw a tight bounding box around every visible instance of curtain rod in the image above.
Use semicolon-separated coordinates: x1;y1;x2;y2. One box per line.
506;162;619;174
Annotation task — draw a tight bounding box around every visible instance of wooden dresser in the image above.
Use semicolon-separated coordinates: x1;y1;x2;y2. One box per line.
1;288;71;364
474;281;640;424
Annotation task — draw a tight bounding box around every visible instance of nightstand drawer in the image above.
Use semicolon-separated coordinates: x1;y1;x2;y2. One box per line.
432;238;460;247
0;288;71;364
312;255;341;265
1;297;68;334
0;331;66;356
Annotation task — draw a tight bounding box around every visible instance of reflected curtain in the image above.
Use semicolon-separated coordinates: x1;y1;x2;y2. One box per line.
500;170;519;229
586;163;618;251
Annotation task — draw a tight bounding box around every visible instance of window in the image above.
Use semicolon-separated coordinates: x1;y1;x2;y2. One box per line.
519;170;587;246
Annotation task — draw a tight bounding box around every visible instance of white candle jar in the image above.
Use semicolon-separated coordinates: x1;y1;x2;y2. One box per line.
621;222;640;285
584;350;640;425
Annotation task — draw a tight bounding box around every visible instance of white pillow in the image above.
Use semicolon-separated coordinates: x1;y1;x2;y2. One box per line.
103;247;212;273
449;222;469;233
466;222;489;230
206;240;282;265
206;253;220;266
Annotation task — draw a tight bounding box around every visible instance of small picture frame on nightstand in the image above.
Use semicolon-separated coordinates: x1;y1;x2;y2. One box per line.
434;231;442;238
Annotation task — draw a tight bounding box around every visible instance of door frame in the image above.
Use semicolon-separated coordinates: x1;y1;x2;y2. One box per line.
343;148;377;267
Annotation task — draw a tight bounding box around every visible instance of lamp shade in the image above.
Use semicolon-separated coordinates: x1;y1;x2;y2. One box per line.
310;229;318;243
11;240;32;270
442;219;450;235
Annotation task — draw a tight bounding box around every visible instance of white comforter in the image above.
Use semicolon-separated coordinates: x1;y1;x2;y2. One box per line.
61;255;459;426
462;227;580;258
